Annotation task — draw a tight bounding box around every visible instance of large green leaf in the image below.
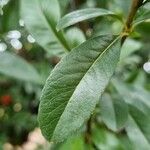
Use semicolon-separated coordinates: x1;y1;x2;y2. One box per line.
0;52;41;83
57;8;116;30
20;0;70;56
38;35;121;142
100;94;128;131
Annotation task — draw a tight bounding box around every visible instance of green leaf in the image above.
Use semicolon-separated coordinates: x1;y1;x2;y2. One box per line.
0;0;19;32
92;126;126;150
133;2;150;26
38;35;121;142
0;52;40;83
112;80;150;115
59;135;84;150
108;0;132;18
20;0;70;56
126;116;150;150
120;38;142;60
101;94;128;131
58;0;70;14
57;8;116;30
113;80;150;149
65;27;86;49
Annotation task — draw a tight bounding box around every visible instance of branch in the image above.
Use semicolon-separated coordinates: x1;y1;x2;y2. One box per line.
121;0;144;44
126;0;143;29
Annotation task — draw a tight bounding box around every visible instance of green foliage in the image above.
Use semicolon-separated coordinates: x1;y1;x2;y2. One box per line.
133;2;150;26
65;27;86;49
0;52;41;83
0;0;150;149
101;94;128;131
126;116;150;150
120;38;142;59
113;79;150;149
21;0;70;56
57;8;116;30
38;35;121;142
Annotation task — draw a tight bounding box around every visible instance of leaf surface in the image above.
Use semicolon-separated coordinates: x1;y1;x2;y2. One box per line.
38;35;121;142
0;52;40;83
120;38;142;59
65;27;86;49
133;2;150;26
126;116;150;150
21;0;70;56
113;80;150;149
57;8;116;30
101;94;128;131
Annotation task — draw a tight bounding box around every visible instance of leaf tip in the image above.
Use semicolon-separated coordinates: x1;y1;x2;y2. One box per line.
56;23;61;31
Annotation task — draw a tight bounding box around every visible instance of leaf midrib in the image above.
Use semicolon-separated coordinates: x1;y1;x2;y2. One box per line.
37;0;70;52
52;35;120;139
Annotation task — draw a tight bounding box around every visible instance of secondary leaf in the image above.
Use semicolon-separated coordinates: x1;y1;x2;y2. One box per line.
57;8;116;30
92;126;129;150
133;2;150;26
113;80;150;149
59;135;84;150
101;94;128;131
38;35;121;142
65;27;86;49
21;0;70;56
120;38;142;60
0;52;40;83
113;79;150;115
126;116;150;150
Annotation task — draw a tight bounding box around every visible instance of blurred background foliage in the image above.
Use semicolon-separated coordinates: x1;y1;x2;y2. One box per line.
0;0;150;149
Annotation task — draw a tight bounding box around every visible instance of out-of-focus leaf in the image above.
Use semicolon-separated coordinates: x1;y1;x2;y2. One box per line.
108;0;132;18
0;52;41;83
0;0;19;32
101;94;128;131
65;27;86;49
57;8;116;30
38;35;121;142
120;39;142;59
133;71;146;87
59;135;84;150
126;116;150;150
58;0;70;14
113;79;150;149
21;0;70;56
133;2;150;26
113;79;150;115
92;126;126;150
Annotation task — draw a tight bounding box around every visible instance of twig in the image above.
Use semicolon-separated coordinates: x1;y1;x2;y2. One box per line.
121;0;144;45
